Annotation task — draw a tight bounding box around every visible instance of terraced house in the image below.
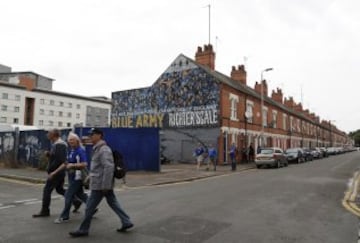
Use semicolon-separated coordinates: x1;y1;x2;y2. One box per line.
111;44;351;164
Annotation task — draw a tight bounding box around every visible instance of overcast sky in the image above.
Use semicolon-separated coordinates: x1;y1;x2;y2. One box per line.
0;0;359;132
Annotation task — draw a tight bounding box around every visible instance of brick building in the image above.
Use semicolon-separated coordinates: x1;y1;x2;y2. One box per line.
111;44;350;164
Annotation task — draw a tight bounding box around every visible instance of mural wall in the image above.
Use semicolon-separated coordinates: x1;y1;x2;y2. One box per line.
112;56;220;129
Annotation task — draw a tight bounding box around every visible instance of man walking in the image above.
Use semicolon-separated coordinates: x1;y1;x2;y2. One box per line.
207;144;217;171
229;143;237;171
69;128;133;237
194;143;205;170
33;129;81;218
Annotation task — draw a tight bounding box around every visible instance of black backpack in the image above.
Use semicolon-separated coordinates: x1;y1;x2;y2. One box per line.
112;150;127;179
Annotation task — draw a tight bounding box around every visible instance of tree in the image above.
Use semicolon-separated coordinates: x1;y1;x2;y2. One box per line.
349;130;360;147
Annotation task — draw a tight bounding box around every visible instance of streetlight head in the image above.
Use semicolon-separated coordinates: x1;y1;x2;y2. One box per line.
265;68;273;72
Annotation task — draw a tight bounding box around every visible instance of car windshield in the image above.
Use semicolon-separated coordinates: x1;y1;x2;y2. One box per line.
260;149;274;154
286;149;298;153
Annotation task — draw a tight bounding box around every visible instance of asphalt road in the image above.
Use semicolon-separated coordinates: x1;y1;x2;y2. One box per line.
0;152;359;243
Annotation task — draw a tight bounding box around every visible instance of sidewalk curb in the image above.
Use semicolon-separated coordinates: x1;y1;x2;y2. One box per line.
342;171;360;217
0;165;256;188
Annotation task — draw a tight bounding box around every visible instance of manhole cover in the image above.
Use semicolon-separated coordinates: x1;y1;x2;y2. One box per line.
139;216;231;243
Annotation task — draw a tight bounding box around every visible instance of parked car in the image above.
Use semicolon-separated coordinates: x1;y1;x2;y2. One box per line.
285;148;305;164
318;147;328;157
310;148;323;159
255;147;288;169
302;148;314;161
327;147;337;156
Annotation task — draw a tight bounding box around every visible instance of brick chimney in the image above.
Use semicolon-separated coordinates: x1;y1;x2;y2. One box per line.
294;102;303;112
284;96;295;108
230;65;247;85
254;80;268;96
195;44;215;70
271;88;283;104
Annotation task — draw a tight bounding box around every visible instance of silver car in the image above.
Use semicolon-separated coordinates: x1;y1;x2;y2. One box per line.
255;147;288;169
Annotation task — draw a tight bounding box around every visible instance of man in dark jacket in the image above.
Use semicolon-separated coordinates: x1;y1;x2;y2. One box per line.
33;129;80;217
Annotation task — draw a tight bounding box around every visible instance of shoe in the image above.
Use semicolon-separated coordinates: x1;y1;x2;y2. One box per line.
32;211;50;218
72;201;82;213
54;217;69;224
117;223;134;232
69;231;89;238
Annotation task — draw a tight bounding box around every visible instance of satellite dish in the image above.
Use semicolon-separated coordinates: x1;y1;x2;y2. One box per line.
245;111;252;119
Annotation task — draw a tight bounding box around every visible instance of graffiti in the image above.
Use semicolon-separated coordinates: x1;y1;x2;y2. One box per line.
112;56;220;128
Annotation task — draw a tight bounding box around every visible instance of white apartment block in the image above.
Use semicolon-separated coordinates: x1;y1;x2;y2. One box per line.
0;68;111;129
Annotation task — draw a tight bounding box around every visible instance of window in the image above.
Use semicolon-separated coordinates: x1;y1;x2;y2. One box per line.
68;103;73;108
76;113;80;119
76;104;81;109
290;116;294;131
59;111;63;117
50;100;55;105
14;106;20;112
0;117;6;123
297;119;300;132
13;118;19;124
67;122;71;128
59;101;64;107
48;120;54;126
272;111;277;128
229;93;239;121
1;105;7;111
246;101;254;123
58;121;63;127
2;93;8;99
39;120;44;126
49;110;54;116
40;109;45;115
262;107;268;127
67;112;72;118
40;99;45;104
283;114;287;131
15;95;21;101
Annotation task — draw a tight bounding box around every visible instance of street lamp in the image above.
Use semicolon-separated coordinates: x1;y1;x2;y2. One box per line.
260;68;273;146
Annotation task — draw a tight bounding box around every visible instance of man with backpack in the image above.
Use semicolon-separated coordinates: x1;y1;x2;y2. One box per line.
69;128;133;237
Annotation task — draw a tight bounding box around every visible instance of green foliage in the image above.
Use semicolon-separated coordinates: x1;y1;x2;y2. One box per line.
349;129;360;146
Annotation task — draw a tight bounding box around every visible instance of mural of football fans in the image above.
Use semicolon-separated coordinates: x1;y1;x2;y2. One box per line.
112;66;220;128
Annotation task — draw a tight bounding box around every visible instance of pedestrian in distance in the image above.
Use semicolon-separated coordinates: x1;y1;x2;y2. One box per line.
69;128;133;238
229;143;237;171
33;129;81;218
194;143;205;170
249;143;255;162
54;132;90;224
207;144;217;171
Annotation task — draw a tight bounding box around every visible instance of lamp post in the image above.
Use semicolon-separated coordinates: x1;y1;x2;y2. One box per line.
260;68;273;146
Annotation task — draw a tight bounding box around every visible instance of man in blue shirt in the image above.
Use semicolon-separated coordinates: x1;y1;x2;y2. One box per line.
207;144;217;171
229;143;237;171
194;143;205;170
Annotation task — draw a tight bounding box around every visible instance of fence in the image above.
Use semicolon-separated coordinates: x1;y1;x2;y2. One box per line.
0;127;160;172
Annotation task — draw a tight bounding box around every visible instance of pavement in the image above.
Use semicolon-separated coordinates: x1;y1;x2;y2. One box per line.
0;152;359;243
0;162;255;188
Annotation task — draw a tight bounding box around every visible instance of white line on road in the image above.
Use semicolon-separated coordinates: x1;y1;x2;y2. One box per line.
51;195;62;200
0;203;3;207
14;198;38;204
0;205;16;210
24;200;42;205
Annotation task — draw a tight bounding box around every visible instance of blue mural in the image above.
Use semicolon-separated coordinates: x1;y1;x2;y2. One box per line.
112;55;220;128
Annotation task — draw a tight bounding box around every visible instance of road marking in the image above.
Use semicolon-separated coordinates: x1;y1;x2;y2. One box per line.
24;200;42;205
0;205;16;210
51;195;62;200
0;177;42;187
14;198;38;204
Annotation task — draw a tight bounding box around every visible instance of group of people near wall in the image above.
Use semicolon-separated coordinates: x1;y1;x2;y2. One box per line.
194;143;256;171
32;128;134;238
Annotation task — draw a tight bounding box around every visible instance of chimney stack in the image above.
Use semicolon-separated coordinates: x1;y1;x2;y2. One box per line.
284;96;295;108
230;65;247;85
271;88;283;104
195;44;216;70
254;80;268;96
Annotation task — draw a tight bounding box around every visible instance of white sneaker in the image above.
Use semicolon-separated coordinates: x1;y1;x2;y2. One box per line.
54;217;69;224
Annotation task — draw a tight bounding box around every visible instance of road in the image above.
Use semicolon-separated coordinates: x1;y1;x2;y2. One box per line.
0;152;359;243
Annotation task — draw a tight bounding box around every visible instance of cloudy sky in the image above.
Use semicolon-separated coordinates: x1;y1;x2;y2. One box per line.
0;0;359;132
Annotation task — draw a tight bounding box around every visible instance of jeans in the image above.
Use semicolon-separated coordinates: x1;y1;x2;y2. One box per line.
60;179;88;219
78;190;132;233
41;173;66;213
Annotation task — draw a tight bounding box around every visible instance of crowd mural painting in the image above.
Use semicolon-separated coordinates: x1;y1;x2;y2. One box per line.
111;55;220;129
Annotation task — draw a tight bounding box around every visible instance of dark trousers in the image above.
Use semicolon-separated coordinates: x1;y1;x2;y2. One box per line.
78;190;132;233
231;156;237;171
60;179;88;219
41;173;66;213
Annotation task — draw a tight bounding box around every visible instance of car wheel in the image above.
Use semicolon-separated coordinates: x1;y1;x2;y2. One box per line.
277;160;281;168
256;165;261;169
